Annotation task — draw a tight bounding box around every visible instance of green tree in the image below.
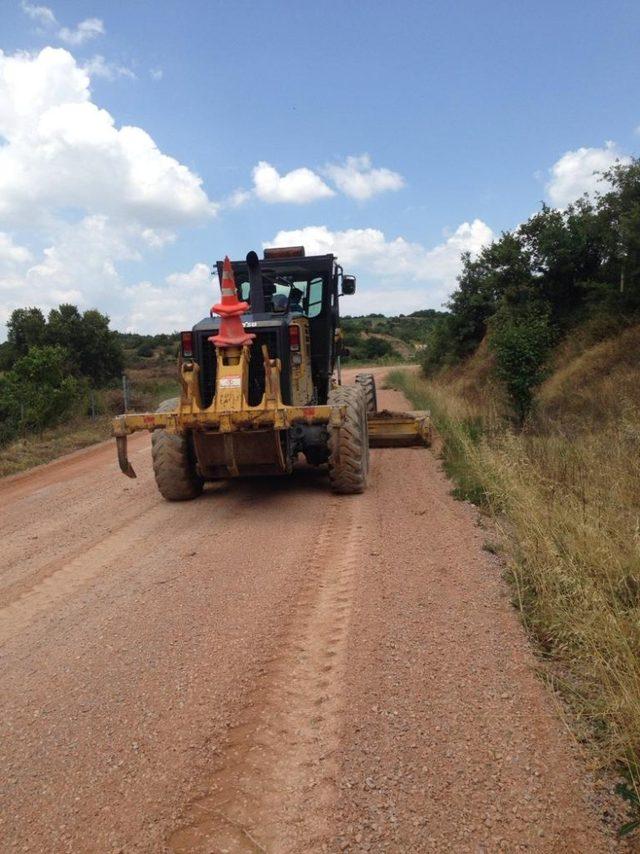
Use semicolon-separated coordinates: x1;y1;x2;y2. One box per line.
421;315;455;374
447;233;533;360
489;306;553;424
47;304;124;384
0;345;81;443
597;159;640;310
7;307;47;357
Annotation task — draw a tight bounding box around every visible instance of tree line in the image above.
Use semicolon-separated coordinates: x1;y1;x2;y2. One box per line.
0;305;124;444
423;159;640;421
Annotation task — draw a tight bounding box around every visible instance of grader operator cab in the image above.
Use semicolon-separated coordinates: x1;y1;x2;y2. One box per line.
113;247;430;500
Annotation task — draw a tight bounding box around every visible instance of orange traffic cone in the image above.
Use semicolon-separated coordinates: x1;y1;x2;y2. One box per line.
210;256;256;347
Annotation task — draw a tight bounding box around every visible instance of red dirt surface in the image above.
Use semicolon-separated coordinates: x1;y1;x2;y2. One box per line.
0;368;618;852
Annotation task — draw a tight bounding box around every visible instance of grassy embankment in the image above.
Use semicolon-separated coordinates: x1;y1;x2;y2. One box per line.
388;324;640;805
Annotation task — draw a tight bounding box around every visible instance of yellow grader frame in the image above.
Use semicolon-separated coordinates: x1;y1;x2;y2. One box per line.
113;248;431;497
113;342;431;483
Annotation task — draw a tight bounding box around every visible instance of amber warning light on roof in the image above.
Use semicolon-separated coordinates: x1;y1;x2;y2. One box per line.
263;246;305;259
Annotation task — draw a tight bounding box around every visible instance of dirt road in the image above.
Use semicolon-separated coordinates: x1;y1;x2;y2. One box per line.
0;368;615;852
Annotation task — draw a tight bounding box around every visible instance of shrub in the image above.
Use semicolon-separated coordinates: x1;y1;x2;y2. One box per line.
0;345;81;444
136;341;155;358
421;316;455;375
489;307;553;423
362;337;394;360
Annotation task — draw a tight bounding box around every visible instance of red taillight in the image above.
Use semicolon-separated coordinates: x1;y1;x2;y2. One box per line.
181;330;193;359
289;324;300;351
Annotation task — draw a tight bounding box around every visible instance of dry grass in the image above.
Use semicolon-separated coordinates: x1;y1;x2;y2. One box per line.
0;416;112;477
388;327;640;791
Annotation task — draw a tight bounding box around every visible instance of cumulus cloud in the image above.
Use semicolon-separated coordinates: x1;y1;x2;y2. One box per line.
324;154;405;200
0;217;139;326
82;55;135;81
266;220;493;313
0;218;206;333
546;141;631;207
251;161;335;204
0;47;217;335
123;263;214;333
232;155;404;207
0;47;215;226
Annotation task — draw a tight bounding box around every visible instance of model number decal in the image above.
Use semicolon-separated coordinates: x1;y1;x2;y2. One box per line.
219;376;241;388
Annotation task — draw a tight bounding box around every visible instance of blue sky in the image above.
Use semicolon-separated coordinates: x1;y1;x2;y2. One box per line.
0;0;639;332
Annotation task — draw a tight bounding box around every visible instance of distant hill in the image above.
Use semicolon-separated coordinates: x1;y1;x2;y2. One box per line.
341;310;447;362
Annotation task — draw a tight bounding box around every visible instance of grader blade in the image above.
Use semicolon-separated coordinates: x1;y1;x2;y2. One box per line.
367;410;431;448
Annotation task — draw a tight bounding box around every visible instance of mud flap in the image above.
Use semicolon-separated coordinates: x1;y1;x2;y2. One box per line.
116;434;137;478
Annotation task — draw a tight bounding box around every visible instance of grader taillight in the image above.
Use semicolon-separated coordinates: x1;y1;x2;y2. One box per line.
181;330;194;359
289;325;301;351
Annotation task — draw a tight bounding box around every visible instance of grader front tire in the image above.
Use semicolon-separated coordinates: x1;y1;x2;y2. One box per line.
355;372;378;414
151;398;203;501
327;385;370;494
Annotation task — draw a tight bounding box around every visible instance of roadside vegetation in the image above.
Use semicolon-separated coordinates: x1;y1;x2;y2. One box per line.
0;308;179;476
389;158;640;828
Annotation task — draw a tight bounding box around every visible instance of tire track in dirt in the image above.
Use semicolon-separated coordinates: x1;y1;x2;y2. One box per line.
168;493;366;852
0;504;177;647
0;498;161;609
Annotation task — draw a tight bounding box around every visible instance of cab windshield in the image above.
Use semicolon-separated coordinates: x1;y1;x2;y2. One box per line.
237;275;325;317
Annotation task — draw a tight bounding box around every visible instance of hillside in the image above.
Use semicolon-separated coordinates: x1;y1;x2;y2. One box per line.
341;310;444;362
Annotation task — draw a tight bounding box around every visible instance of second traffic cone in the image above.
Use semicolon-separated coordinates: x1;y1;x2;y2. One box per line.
210;256;255;347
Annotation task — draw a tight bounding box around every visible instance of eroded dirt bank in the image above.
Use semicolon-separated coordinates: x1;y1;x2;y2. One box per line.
0;368;616;851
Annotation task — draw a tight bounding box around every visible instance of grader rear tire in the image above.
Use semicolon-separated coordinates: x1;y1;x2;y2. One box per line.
355;372;378;414
327;385;369;494
151;398;204;501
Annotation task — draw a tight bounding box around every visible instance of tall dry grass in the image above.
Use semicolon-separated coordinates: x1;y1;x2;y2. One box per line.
388;329;640;788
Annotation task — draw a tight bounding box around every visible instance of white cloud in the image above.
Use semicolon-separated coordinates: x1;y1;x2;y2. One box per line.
123;263;213;333
58;17;104;46
324;154;405;200
20;3;106;46
252;161;335;204
226;188;253;208
232;155;404;207
0;47;217;335
546;141;631;207
0;217;195;332
0;47;215;226
20;1;57;26
0;233;33;268
82;55;135;81
267;220;493;313
150;67;163;81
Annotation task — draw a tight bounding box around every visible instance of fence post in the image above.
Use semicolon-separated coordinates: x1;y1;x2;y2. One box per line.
122;374;129;413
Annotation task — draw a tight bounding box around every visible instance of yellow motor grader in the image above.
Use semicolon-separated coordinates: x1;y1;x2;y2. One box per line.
113;247;430;499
